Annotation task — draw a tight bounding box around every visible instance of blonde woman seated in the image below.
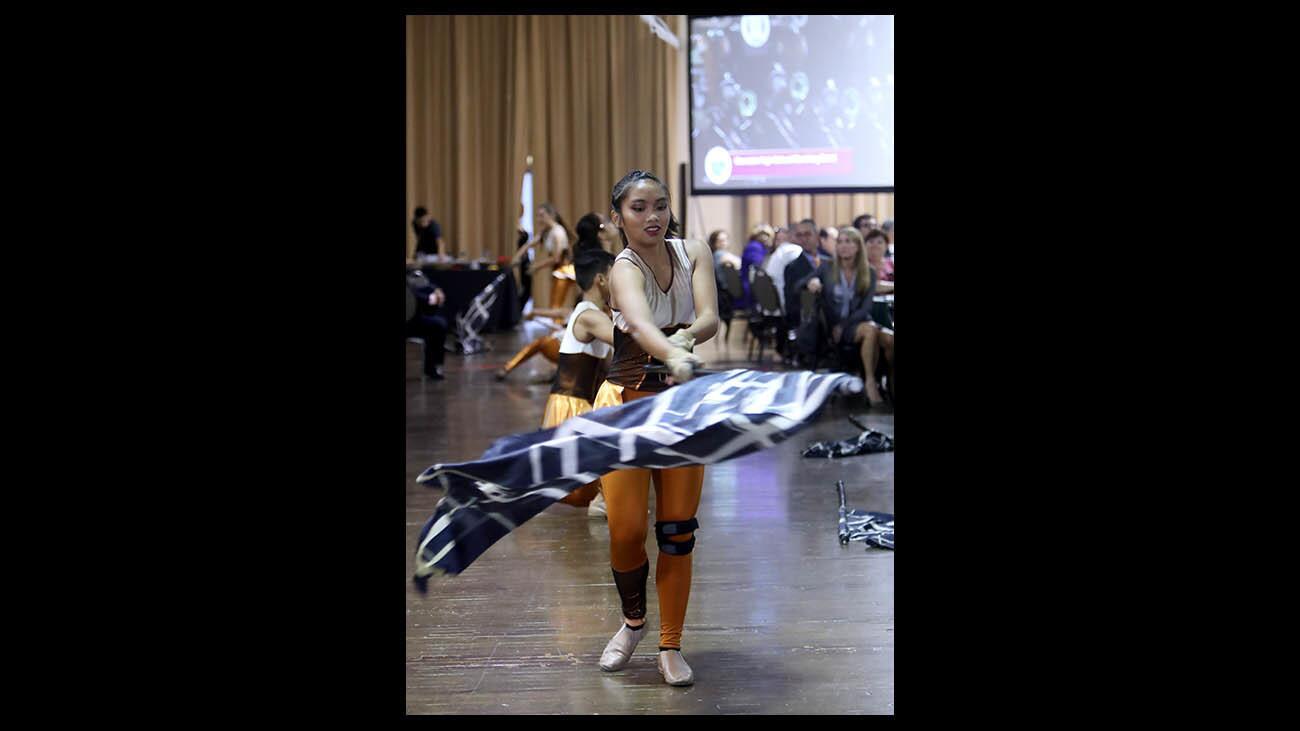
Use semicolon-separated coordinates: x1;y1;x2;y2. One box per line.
799;227;894;406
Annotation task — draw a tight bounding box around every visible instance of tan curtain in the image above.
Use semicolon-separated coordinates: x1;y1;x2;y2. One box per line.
408;15;682;261
409;14;892;260
738;191;893;239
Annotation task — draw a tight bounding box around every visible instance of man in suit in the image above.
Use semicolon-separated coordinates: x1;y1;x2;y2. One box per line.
406;269;449;380
783;218;823;366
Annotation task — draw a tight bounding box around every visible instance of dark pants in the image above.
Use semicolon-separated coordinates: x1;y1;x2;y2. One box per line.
406;315;448;375
792;318;822;367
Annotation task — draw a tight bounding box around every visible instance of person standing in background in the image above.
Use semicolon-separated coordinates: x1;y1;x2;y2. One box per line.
528;203;573;312
412;206;449;261
496;215;603;382
513;203;533;303
598;214;623;253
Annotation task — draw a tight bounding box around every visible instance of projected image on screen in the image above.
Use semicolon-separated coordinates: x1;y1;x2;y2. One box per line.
689;15;893;194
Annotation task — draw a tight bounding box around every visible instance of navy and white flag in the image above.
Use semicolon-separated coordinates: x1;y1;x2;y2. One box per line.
453;270;509;355
840;511;895;550
803;428;894;458
835;480;893;550
414;369;862;580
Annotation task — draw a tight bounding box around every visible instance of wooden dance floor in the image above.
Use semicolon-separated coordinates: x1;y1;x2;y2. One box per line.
406;325;894;714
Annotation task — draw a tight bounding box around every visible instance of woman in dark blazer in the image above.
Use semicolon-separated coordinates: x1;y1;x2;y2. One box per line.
796;227;894;405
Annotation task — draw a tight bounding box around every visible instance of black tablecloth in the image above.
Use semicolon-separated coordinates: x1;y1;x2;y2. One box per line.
421;267;521;333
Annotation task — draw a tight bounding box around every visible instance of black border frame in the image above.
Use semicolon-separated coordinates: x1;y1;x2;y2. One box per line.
125;7;1135;717
686;13;896;197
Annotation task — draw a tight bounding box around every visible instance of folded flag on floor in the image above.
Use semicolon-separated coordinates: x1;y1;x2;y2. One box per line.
414;369;863;582
802;424;894;458
836;480;894;550
841;510;894;550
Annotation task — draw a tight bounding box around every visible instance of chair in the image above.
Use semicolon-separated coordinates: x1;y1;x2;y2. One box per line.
747;268;785;362
719;264;745;342
406;337;427;377
406;276;426;367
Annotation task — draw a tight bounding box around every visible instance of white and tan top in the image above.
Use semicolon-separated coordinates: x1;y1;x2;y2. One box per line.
543;226;568;256
611;238;696;331
559;301;613;358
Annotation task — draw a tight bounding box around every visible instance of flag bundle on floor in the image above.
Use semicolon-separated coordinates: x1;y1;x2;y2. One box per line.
836;480;894;550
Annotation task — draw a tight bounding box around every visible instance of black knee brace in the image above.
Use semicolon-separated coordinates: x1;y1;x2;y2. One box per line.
655;518;699;555
612;561;649;620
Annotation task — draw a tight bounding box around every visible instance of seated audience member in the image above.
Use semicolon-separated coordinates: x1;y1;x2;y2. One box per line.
865;229;894;285
863;228;895;336
817;226;838;258
710;229;741;270
853;213;877;239
799;227;894;406
764;226;805;311
737;224;774;312
405;269;449;380
762;225;804;359
881;219;894;259
783;218;824;364
795;224;841;366
771;225;792;252
709;230;739;332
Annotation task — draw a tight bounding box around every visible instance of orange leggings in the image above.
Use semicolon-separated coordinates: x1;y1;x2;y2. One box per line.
599;385;704;649
500;333;561;375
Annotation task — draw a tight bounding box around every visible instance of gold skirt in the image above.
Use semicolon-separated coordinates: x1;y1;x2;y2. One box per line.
542;392;593;428
542;393;602;507
593;380;661;410
592;380;627;411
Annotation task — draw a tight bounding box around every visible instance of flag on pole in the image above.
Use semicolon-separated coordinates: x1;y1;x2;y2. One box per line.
519;167;534;242
452;270;510;355
413;369;863;580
